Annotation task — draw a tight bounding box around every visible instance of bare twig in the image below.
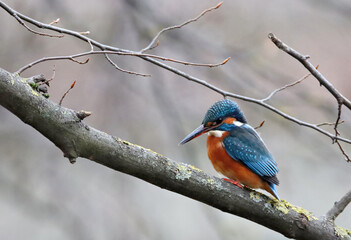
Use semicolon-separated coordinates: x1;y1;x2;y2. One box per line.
140;2;223;52
59;80;76;106
316;120;344;127
79;31;90;35
254;121;265;129
104;54;151;77
16;54;91;74
147;56;230;67
334;102;343;138
70;57;89;65
87;40;94;52
332;103;351;161
13;13;63;38
335;141;351;162
268;33;351;110
17;51;230;75
326;190;351;221
262;73;311;102
49;18;60;25
41;65;56;86
147;40;159;51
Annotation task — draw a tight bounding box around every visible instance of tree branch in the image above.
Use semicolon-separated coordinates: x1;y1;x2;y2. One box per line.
268;33;351;110
0;68;350;240
326;191;351;221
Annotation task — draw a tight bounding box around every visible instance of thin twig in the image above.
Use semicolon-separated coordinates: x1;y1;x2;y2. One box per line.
262;73;311;102
332;103;350;161
316;120;344;127
87;39;94;52
16;51;230;75
326;190;351;221
334;102;343;139
70;57;89;65
254;121;265;130
41;65;56;86
335;141;351;162
13;13;63;38
104;54;151;77
147;40;159;51
49;18;60;25
268;33;351;110
59;80;76;106
79;31;90;35
140;2;223;52
148;56;230;67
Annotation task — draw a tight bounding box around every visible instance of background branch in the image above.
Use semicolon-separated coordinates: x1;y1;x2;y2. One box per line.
140;2;223;52
268;33;351;110
2;1;350;151
0;68;350;240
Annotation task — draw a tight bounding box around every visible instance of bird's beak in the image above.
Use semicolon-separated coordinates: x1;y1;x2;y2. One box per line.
179;124;209;145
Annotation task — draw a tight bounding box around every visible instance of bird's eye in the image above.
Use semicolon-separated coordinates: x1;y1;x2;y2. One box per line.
214;118;223;125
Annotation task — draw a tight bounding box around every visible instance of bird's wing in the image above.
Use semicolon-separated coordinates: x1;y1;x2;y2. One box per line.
223;124;279;184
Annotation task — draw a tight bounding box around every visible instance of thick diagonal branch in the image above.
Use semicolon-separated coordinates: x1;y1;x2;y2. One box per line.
1;68;350;240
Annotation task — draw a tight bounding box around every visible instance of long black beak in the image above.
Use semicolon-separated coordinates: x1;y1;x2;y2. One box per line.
179;124;208;145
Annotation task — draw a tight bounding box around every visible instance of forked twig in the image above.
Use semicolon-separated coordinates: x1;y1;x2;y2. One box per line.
262;73;311;102
268;33;351;110
13;13;64;38
140;2;223;52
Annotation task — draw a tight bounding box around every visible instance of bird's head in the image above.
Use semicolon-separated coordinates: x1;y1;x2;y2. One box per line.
179;99;246;145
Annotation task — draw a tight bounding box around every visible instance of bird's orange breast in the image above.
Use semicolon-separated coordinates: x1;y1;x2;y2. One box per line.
207;132;269;190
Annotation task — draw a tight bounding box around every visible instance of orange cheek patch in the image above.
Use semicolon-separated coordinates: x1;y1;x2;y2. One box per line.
223;117;236;124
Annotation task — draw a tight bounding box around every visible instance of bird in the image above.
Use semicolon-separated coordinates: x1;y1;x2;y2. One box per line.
179;99;280;200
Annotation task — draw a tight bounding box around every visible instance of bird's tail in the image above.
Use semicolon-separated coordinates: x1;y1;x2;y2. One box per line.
267;182;280;201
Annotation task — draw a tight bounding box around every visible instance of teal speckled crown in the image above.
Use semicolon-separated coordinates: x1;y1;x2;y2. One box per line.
202;99;247;124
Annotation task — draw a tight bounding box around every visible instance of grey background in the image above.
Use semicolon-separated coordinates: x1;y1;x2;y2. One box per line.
0;0;350;239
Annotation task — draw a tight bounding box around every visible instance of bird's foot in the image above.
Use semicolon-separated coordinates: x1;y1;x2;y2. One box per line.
223;178;243;188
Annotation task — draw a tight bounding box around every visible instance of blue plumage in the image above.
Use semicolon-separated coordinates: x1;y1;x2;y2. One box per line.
223;124;279;185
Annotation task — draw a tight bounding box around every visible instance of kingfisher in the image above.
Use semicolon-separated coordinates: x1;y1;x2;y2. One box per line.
180;99;280;200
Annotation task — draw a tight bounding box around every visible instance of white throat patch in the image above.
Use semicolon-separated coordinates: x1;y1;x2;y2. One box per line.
233;120;244;127
208;130;225;137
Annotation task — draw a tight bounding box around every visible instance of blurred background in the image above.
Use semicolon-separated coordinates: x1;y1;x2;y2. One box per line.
1;0;351;239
